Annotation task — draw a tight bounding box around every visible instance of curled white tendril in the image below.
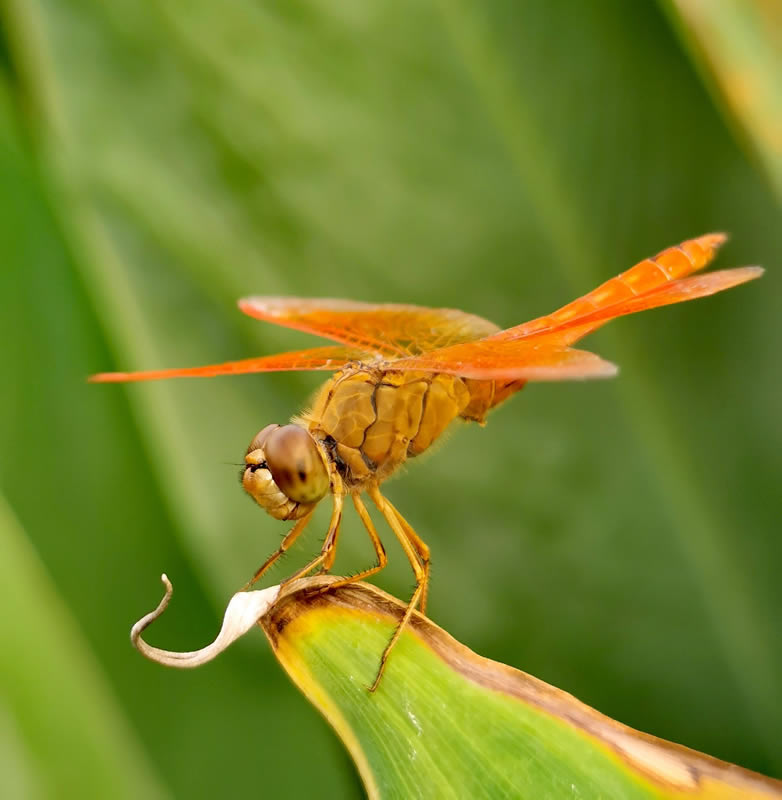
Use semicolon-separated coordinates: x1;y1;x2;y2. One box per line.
130;574;281;668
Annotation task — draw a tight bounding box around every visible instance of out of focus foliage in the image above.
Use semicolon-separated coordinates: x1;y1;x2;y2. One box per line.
0;1;779;797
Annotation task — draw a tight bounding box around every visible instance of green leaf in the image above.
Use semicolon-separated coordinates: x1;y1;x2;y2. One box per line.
133;575;782;799
662;0;782;202
261;580;782;799
0;492;170;800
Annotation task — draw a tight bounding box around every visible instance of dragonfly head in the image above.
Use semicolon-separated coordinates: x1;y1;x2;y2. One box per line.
242;424;330;520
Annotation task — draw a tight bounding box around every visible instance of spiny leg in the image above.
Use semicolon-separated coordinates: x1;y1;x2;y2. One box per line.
383;495;431;615
319;493;388;591
319;472;347;574
319;501;344;574
367;484;427;692
243;507;315;590
281;492;344;586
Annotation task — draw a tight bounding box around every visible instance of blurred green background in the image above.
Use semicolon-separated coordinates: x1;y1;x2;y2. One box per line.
0;1;780;797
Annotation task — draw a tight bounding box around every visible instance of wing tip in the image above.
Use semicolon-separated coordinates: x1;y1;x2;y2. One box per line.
578;360;618;380
713;265;764;289
238;295;313;319
88;368;191;383
238;296;261;315
740;265;764;280
88;372;128;383
445;360;620;382
238;295;285;313
525;357;619;382
600;360;619;378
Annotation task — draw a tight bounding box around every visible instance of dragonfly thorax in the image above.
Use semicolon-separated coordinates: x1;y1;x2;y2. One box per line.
242;423;330;520
299;367;482;490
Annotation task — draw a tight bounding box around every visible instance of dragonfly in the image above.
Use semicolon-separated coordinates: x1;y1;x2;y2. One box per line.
91;233;761;690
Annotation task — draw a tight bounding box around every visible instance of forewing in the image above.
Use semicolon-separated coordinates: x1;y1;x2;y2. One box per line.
238;297;499;357
89;346;370;383
391;340;617;381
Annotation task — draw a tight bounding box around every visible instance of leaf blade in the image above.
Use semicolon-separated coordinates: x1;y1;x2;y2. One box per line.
663;0;782;202
0;493;171;800
263;580;782;800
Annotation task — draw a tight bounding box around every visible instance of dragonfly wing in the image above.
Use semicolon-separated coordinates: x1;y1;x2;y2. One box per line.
389;234;761;382
391;340;617;381
497;233;729;343
89;346;371;383
524;266;763;346
238;297;500;357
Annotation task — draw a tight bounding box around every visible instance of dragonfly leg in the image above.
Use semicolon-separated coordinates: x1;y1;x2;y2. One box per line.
382;495;430;615
281;492;344;585
317;472;347;574
320;504;343;574
317;493;388;591
243;507;315;590
367;484;428;692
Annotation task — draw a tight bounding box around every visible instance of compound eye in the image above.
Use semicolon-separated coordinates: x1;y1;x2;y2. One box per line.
246;424;280;456
265;425;329;504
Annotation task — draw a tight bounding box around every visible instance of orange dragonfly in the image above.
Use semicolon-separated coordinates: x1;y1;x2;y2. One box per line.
91;233;761;690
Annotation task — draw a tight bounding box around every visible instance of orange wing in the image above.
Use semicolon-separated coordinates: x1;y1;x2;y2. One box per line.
391;234;762;380
238;297;499;357
496;232;729;343
390;340;618;380
91;234;761;385
526;266;762;347
89;346;369;383
90;300;499;383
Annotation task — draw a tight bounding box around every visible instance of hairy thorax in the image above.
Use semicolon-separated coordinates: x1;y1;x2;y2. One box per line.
296;365;524;491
